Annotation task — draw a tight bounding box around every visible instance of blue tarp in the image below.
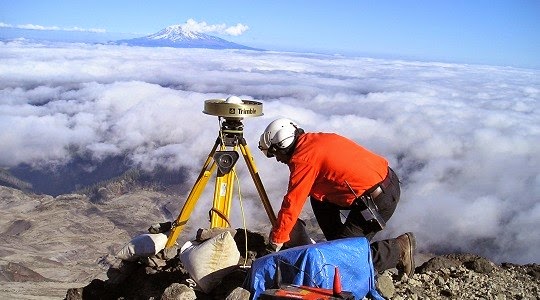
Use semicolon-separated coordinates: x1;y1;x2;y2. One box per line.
247;237;384;299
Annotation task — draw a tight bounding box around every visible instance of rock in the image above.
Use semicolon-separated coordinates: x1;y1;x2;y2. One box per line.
196;227;237;242
225;287;251;300
464;257;495;274
148;221;173;234
161;283;196;300
64;287;83;300
375;271;395;298
416;256;461;273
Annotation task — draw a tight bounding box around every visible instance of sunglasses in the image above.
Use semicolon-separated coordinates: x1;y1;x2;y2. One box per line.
258;144;280;158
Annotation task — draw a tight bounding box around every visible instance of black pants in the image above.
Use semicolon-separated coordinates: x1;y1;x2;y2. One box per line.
310;167;401;272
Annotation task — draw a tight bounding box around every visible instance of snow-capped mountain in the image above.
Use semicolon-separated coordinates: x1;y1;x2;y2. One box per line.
147;25;209;41
115;25;260;50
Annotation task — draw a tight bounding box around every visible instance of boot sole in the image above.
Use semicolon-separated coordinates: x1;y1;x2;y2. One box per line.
404;232;416;277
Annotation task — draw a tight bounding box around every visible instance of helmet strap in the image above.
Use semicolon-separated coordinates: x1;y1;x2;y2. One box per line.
266;126;304;157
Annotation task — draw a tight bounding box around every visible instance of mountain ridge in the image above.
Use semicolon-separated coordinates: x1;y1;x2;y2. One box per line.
114;24;261;50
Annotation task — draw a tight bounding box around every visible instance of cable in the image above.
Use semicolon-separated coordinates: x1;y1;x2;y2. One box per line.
274;258;337;288
312;263;338;283
232;168;250;267
208;208;231;226
218;117;225;147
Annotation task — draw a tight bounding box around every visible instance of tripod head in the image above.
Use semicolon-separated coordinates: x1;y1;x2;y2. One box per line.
203;96;263;120
204;96;263;147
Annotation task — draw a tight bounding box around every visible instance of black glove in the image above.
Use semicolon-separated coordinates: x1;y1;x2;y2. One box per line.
261;241;283;256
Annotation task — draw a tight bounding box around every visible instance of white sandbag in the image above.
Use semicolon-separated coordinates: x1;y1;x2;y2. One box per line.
180;230;240;293
116;233;168;261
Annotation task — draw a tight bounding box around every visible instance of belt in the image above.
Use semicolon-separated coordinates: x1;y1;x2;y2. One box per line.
367;168;393;199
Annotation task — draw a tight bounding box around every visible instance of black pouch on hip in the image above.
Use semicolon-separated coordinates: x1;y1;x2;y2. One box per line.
355;195;386;231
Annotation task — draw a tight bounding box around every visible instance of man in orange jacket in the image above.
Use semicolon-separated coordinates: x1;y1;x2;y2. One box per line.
258;118;416;276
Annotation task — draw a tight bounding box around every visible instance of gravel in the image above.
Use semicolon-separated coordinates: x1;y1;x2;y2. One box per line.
386;254;540;300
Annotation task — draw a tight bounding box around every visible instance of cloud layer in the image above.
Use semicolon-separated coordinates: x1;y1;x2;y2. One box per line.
1;41;539;264
0;22;106;33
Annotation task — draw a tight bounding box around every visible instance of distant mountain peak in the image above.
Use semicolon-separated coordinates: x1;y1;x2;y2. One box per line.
147;25;207;41
115;25;260;50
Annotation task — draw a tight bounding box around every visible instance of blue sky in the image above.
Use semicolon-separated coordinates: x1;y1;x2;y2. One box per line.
1;0;539;68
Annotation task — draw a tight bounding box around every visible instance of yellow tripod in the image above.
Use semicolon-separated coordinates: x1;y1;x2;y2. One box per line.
165;100;276;248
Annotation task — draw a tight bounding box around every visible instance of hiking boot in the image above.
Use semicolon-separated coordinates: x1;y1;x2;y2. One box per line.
396;232;416;277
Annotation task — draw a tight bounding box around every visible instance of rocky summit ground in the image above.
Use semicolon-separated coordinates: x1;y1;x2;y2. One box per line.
378;254;540;300
0;185;539;299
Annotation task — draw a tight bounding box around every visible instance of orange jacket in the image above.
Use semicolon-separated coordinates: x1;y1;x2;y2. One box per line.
271;132;388;244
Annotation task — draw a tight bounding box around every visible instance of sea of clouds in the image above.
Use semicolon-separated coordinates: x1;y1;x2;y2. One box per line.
1;40;539;264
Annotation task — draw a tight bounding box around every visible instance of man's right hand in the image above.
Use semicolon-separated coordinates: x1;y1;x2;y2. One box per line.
262;241;283;256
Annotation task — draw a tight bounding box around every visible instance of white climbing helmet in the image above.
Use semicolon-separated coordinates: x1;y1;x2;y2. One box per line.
258;118;302;158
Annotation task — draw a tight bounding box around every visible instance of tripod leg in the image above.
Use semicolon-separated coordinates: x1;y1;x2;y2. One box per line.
239;142;277;226
210;166;235;228
165;140;219;248
210;144;240;228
